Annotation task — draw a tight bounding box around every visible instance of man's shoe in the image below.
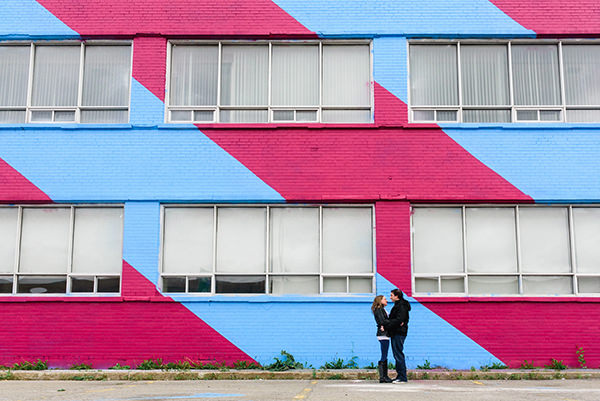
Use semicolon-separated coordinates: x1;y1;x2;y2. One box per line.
392;379;408;384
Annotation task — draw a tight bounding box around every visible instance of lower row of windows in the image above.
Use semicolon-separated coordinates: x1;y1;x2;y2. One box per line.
0;275;120;294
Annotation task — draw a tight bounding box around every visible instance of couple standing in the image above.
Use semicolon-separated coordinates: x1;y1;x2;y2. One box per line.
371;288;411;383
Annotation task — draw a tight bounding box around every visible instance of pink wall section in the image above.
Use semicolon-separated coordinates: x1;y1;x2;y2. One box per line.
421;299;600;368
490;0;600;36
133;37;167;102
0;159;52;203
0;262;255;368
35;0;314;37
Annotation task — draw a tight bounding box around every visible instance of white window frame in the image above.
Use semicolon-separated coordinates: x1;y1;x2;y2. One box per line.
165;40;373;124
407;39;600;123
0;204;124;296
0;41;132;124
159;204;376;295
411;204;600;297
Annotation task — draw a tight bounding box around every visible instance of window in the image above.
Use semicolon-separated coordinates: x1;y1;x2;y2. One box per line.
160;205;374;294
409;41;600;123
0;43;131;123
412;205;600;296
167;41;372;123
0;206;123;295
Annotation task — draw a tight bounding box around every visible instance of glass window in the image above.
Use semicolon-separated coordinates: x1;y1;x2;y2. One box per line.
170;45;218;106
272;45;319;106
410;44;458;106
216;208;266;274
466;208;517;273
562;45;600;106
461;45;509;106
270;208;319;273
0;47;29;110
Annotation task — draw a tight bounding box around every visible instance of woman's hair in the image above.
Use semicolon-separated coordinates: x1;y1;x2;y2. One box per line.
371;295;385;313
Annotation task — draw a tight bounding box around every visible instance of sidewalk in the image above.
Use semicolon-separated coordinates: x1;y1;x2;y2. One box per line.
2;368;600;381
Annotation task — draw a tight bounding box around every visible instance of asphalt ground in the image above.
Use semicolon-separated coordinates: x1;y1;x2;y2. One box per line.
1;379;600;401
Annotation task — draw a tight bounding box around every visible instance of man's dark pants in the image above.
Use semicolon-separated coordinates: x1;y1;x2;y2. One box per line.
390;335;407;381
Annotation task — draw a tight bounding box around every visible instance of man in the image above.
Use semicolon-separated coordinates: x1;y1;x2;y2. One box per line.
383;288;411;383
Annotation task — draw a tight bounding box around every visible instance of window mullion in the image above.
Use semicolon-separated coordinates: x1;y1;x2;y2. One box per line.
216;42;222;123
558;41;567;122
268;42;272;123
568;205;578;294
66;206;75;294
13;206;23;294
507;42;515;122
456;42;463;123
515;205;523;295
319;42;323;123
462;205;468;294
26;44;35;122
319;205;323;294
212;206;217;294
265;205;270;294
76;43;85;123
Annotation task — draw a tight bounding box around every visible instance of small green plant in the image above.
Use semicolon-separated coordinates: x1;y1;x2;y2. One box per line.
387;361;395;370
232;360;261;370
480;362;507;370
545;358;567;370
520;360;536;369
320;356;358;370
264;350;305;371
470;366;476;372
576;347;587;369
13;359;48;370
363;362;377;370
326;373;344;380
417;360;432;370
70;363;92;370
163;361;192;370
136;358;164;370
109;363;131;370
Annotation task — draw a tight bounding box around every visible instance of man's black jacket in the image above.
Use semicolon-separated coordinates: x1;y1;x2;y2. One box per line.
384;299;411;337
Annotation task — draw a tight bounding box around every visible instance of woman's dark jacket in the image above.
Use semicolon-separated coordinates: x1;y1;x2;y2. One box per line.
384;299;411;337
373;307;390;337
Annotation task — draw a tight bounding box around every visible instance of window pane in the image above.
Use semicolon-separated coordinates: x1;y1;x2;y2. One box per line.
171;110;191;121
221;45;268;106
540;110;561;121
215;275;265;294
413;208;463;274
566;109;600;123
0;46;30;107
0;110;26;123
516;109;538;121
72;208;123;274
468;276;518;295
578;277;600;293
97;276;120;293
512;45;560;106
321;109;370;123
270;276;319;295
80;110;128;123
323;277;346;293
0;276;13;293
273;110;294;121
415;277;438;293
436;110;457;121
272;45;319;106
522;276;572;294
322;207;372;274
466;208;517;273
0;208;18;273
194;110;213;122
323;45;370;106
170;45;218;106
461;45;509;106
219;109;267;123
19;208;70;273
216;208;266;273
32;46;80;107
54;110;75;122
270;208;319;273
441;277;464;293
82;46;131;107
30;110;53;122
17;275;66;294
410;45;458;106
413;110;435;121
349;277;372;293
296;110;317;122
463;109;511;123
163;276;186;292
572;208;600;273
519;207;571;273
563;45;600;105
71;277;94;292
163;208;213;274
188;277;211;293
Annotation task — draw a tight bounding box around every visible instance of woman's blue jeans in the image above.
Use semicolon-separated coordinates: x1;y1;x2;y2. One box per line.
378;339;389;362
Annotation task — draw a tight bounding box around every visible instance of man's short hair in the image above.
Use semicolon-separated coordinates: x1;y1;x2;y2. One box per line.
391;288;401;297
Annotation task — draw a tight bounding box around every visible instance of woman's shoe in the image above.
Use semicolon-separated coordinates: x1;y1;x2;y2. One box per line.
378;361;393;383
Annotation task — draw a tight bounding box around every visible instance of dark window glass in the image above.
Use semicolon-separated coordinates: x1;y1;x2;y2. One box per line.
71;277;94;292
97;276;120;293
188;277;211;293
17;276;66;294
215;275;265;294
0;276;13;293
163;277;186;292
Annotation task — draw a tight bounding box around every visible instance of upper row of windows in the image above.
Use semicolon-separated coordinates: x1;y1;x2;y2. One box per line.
0;40;599;124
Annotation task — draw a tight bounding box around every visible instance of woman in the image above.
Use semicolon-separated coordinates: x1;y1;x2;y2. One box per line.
371;295;392;383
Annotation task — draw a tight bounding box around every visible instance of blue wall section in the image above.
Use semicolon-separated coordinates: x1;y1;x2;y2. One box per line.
130;79;166;126
0;127;283;202
444;127;600;202
180;274;501;369
373;37;408;103
123;202;161;285
0;0;78;39
273;0;533;37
